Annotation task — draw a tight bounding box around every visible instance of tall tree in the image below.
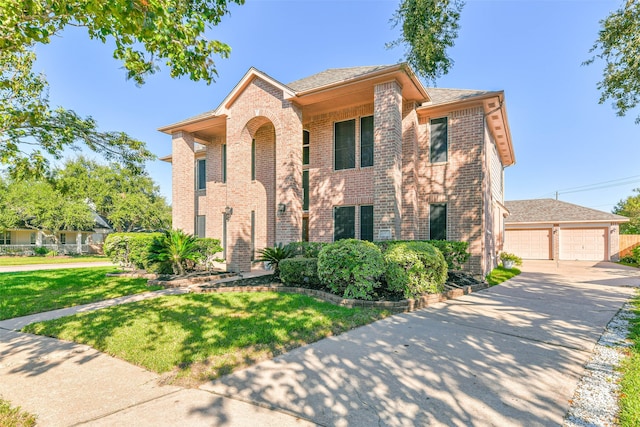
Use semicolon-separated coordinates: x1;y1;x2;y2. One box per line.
586;0;640;123
0;179;94;243
0;0;244;177
614;188;640;234
55;156;171;232
388;0;465;83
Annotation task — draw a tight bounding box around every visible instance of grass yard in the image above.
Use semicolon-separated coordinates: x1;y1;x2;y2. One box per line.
23;292;390;386
486;266;521;286
0;255;108;266
0;398;36;427
619;292;640;427
0;267;160;320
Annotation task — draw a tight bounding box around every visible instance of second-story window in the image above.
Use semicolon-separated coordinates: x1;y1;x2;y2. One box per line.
430;117;448;163
251;139;256;181
334;119;355;170
222;144;227;183
360;116;373;167
197;159;206;190
303;130;310;165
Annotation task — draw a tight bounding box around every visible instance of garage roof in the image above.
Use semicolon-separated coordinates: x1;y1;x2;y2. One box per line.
505;199;628;224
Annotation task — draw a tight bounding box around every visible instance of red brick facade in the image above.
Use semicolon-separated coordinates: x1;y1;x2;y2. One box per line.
161;65;514;275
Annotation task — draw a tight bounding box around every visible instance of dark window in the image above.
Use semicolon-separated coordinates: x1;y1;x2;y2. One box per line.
334;119;355;170
430;117;448;163
360;205;374;242
0;231;10;245
197;159;206;190
302;170;309;211
360;116;374;167
303;130;310;165
302;216;309;242
334;206;355;241
430;204;447;240
222;213;227;258
196;215;206;238
222;144;227;183
251;139;256;181
60;233;66;245
30;232;36;245
250;210;255;261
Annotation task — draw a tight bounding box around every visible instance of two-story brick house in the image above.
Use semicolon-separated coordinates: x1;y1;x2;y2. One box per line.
159;64;515;275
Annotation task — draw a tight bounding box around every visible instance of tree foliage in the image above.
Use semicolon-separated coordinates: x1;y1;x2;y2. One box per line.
0;0;244;177
0;178;94;242
614;188;640;234
586;0;640;123
55;156;171;232
388;0;465;83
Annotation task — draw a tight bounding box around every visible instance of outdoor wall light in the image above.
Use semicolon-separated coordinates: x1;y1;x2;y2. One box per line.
277;203;287;214
224;206;233;221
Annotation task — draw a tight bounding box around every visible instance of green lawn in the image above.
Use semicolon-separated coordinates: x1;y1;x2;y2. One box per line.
23;292;389;386
619;292;640;427
0;398;36;427
0;255;109;266
486;266;521;286
0;267;160;320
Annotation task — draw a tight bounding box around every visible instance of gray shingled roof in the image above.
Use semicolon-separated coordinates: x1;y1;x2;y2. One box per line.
425;88;493;105
287;65;396;92
505;199;628;223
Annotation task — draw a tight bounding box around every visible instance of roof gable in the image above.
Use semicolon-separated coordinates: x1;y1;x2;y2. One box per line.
505;199;628;224
287;65;399;93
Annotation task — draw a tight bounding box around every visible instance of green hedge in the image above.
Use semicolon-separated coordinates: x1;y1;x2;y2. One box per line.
284;241;327;258
279;257;321;288
382;241;447;298
318;239;385;300
104;232;162;270
377;240;469;270
633;245;640;264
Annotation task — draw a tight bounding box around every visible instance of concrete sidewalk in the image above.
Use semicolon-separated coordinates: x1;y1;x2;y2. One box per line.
0;261;638;426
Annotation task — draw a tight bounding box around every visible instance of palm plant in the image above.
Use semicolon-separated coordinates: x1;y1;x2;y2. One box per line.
148;229;201;275
256;242;294;279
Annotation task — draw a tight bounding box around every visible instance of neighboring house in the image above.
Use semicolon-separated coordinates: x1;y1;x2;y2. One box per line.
0;213;112;255
159;64;516;275
504;199;628;261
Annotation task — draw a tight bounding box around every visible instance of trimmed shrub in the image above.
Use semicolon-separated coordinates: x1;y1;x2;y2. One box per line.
256;243;294;279
377;240;469;271
194;238;223;270
633;245;640;264
279;257;321;288
317;239;385;300
383;241;448;299
284;241;326;258
104;232;161;269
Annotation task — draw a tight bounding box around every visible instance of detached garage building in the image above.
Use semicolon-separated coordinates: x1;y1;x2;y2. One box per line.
504;199;628;261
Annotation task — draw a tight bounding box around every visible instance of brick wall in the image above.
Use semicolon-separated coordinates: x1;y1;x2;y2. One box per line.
172;131;195;234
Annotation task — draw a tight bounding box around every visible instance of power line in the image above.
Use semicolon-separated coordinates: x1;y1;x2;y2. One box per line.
534;174;640;199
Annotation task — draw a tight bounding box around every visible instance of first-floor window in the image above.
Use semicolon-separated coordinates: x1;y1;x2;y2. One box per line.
0;231;10;245
302;216;309;242
30;232;36;245
360;205;374;242
60;233;66;244
429;204;447;240
334;206;355;241
196;215;206;238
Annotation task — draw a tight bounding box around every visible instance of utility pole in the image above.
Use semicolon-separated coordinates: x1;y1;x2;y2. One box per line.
555;191;558;200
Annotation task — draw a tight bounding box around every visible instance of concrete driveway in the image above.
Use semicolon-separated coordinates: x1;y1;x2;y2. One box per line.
203;261;640;427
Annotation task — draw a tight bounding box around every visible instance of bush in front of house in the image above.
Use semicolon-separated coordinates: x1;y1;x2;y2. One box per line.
382;241;448;299
256;243;294;279
104;232;161;270
376;240;469;271
284;241;327;258
194;237;223;270
279;257;322;288
317;239;385;300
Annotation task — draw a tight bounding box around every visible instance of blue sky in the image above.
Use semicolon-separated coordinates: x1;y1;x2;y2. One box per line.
34;0;639;213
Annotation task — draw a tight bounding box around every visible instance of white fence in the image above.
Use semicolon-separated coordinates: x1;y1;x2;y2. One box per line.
0;244;92;255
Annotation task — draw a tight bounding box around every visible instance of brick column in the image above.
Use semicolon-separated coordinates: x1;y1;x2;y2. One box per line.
172;131;195;234
374;81;403;240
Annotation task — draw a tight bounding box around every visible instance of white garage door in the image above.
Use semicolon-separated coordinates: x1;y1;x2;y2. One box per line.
560;228;606;261
504;229;552;260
